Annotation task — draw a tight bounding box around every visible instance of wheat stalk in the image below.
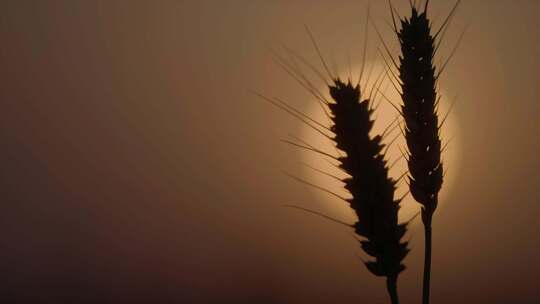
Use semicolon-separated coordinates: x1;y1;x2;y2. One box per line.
328;79;409;304
393;1;460;302
258;25;413;303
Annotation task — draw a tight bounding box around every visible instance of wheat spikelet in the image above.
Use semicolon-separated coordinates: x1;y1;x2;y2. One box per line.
258;25;412;303
398;2;443;223
394;1;460;302
329;79;408;304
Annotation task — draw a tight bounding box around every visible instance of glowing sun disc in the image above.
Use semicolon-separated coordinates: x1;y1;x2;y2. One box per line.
299;63;461;223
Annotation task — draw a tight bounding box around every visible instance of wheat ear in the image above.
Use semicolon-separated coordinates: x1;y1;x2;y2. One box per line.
329;79;409;304
395;1;458;302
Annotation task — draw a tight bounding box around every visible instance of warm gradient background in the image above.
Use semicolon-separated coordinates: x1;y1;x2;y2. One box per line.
2;0;539;303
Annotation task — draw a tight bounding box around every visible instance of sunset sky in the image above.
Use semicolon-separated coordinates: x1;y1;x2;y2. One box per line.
2;1;539;303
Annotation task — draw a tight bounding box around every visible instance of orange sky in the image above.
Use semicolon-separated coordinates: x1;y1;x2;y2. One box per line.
1;1;539;303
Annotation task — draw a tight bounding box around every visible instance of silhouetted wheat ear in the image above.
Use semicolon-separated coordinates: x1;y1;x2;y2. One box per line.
329;79;408;304
397;4;444;304
398;7;442;225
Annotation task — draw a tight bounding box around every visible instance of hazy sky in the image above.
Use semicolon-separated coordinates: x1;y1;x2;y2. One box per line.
1;1;539;303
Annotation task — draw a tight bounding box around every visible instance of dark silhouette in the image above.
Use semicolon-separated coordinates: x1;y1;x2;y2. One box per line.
259;21;420;304
390;1;460;302
328;79;409;304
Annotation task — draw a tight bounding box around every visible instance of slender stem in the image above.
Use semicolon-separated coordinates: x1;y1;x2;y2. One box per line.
422;214;433;304
386;275;399;304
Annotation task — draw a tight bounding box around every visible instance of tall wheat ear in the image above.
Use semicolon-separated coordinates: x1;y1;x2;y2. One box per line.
392;1;462;303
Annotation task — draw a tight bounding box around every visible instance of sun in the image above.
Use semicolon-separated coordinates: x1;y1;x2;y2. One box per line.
298;63;461;223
